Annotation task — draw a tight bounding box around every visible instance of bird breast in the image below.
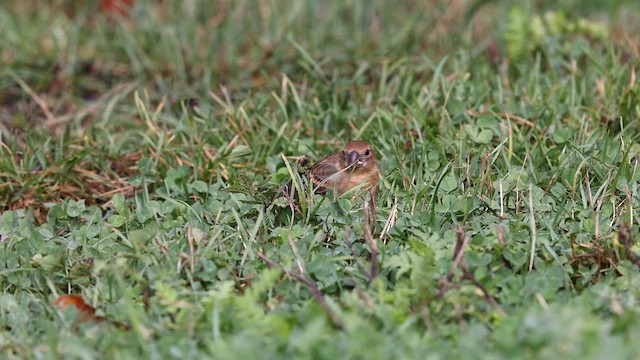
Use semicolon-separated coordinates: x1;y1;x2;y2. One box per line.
337;167;379;195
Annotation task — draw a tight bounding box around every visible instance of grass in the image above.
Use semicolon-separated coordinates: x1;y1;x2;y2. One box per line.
1;0;640;358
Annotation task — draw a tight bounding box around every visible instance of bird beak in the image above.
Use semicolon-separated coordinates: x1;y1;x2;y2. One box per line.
348;151;360;166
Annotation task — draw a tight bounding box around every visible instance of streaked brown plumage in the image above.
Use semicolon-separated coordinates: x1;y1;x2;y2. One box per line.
308;140;381;196
307;140;381;235
286;140;381;235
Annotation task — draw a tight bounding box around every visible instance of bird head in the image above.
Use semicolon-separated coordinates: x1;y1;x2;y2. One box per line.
342;140;375;169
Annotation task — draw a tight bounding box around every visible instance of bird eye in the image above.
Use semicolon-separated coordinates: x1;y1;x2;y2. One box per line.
365;149;370;156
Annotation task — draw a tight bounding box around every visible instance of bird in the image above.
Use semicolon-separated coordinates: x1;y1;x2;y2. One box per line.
306;140;381;197
283;140;381;235
305;140;381;235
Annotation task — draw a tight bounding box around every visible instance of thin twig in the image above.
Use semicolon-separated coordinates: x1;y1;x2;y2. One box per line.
357;289;375;311
258;251;345;329
282;183;298;219
364;197;378;283
528;183;537;272
497;223;505;246
428;227;507;315
620;222;640;269
499;180;504;218
420;303;437;335
451;227;470;274
461;271;506;315
369;189;378;236
187;225;195;273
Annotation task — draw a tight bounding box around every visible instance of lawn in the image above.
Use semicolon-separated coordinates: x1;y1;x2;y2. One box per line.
1;0;640;358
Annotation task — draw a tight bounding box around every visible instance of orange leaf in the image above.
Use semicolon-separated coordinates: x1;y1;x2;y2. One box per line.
52;294;97;323
100;0;134;16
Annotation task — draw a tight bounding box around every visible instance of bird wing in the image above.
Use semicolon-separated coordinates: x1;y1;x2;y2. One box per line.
309;153;344;189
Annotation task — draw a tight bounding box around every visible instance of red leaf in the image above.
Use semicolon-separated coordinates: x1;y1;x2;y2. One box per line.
99;0;134;16
52;294;97;323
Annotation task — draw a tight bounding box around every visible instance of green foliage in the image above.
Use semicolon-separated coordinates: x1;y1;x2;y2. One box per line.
1;0;640;358
504;7;609;64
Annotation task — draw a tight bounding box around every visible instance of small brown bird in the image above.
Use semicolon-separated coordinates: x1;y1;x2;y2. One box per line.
305;140;381;235
307;140;381;197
